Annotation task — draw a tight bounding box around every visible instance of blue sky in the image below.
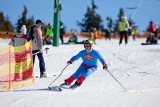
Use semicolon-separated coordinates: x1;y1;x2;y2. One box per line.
0;0;160;32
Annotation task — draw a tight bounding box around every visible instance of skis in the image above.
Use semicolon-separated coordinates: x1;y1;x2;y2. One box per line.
58;85;71;91
48;86;63;91
48;85;72;91
48;83;78;91
35;74;56;79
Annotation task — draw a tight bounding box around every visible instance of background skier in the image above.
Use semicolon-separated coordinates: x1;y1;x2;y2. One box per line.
118;16;130;45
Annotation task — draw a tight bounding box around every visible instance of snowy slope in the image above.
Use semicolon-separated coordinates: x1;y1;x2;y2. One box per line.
0;38;160;107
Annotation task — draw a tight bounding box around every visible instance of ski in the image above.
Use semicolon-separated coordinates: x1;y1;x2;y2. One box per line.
58;85;79;91
48;85;70;91
48;84;77;91
35;74;56;79
48;81;79;91
48;86;62;91
58;85;71;91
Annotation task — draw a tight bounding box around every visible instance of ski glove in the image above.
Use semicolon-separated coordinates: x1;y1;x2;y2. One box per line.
103;64;108;70
67;60;73;65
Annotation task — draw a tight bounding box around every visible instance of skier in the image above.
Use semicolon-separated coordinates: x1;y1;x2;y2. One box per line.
60;40;108;89
44;23;54;45
118;16;130;45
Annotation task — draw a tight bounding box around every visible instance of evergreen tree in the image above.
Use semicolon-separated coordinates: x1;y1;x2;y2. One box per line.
77;0;104;32
106;16;113;31
16;5;34;32
128;15;136;29
0;12;14;32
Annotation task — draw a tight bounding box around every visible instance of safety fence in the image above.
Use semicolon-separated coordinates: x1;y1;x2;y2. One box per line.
0;31;147;39
0;41;34;91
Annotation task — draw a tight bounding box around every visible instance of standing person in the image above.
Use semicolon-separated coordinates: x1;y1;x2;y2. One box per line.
104;28;111;40
88;27;98;44
91;27;98;44
88;27;94;43
44;23;54;45
93;27;98;44
60;21;65;44
132;26;139;41
118;16;130;45
9;25;27;81
60;40;108;89
32;19;47;78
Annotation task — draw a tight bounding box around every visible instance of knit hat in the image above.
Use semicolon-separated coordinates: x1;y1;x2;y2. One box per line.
36;19;43;24
121;16;127;21
20;25;27;35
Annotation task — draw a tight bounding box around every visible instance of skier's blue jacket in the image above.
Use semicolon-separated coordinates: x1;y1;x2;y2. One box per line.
70;49;106;69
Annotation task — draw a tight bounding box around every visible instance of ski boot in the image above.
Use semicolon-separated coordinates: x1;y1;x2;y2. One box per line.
60;80;69;87
40;72;47;78
69;83;79;89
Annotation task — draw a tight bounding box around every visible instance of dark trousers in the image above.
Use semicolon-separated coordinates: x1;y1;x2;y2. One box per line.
60;34;64;43
119;31;128;44
32;50;46;75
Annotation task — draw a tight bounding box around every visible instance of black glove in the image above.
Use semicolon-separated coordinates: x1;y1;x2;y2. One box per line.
67;60;73;65
103;64;108;70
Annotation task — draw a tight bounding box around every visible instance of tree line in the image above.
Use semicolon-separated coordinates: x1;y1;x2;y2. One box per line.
0;0;137;33
78;0;136;33
0;5;34;33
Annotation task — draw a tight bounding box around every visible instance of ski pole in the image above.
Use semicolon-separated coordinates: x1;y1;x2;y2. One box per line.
32;47;49;56
32;51;41;56
48;64;69;90
105;69;127;92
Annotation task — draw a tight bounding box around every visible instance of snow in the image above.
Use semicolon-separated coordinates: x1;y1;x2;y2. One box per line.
0;38;160;107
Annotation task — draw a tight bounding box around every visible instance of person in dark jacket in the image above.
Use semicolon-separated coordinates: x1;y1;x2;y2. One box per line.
60;21;65;44
32;19;47;78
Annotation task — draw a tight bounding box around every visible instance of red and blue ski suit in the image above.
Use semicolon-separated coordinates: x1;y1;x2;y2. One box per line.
66;49;107;86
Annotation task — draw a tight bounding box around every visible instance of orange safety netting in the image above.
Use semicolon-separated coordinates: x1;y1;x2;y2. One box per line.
0;41;34;91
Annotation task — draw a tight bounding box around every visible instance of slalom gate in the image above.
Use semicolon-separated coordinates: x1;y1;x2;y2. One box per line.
0;41;34;91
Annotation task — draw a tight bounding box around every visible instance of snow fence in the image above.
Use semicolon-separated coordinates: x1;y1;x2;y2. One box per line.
0;41;34;91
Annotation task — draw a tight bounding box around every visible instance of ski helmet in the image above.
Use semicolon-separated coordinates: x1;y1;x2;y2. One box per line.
84;40;93;50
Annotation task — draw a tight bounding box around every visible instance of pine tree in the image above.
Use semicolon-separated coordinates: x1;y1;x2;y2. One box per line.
16;5;34;32
0;12;14;32
128;15;136;29
77;0;104;32
106;17;113;31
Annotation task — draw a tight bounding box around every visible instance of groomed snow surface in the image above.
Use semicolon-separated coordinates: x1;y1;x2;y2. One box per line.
0;38;160;107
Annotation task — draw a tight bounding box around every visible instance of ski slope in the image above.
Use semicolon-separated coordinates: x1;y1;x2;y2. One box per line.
0;38;160;107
